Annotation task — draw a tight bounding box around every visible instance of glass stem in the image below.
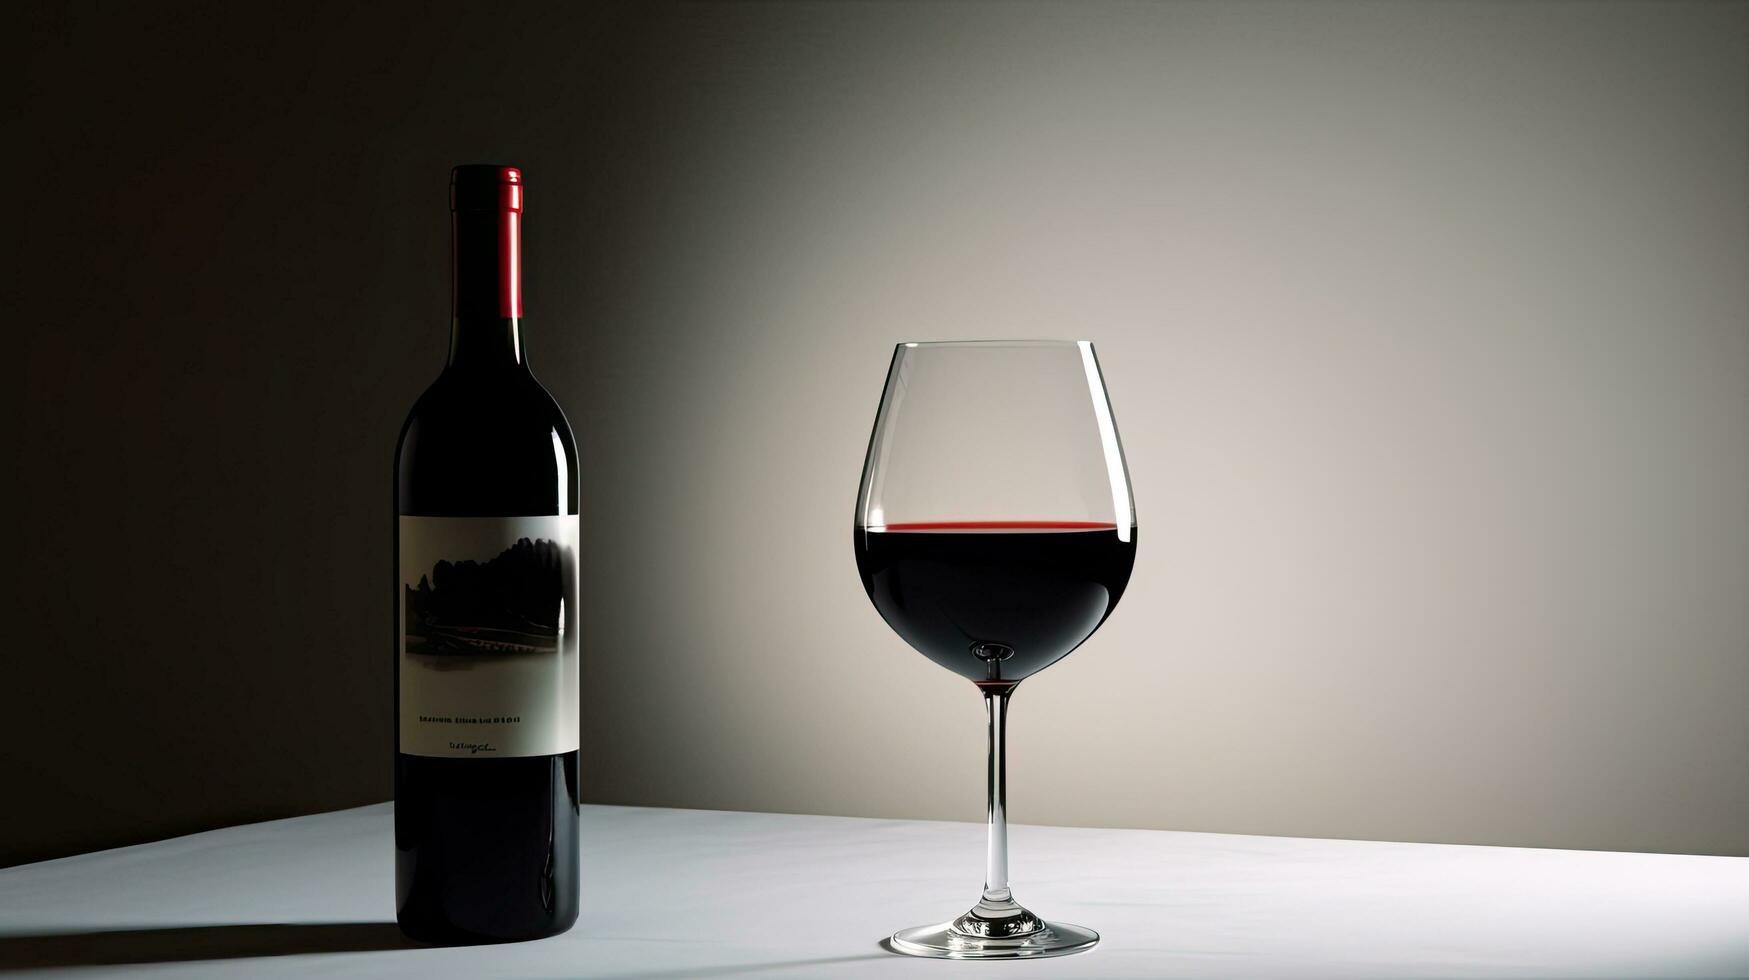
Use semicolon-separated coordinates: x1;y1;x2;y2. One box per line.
982;688;1012;905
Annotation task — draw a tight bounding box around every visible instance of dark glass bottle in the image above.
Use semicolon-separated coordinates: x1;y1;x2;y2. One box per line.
393;165;580;944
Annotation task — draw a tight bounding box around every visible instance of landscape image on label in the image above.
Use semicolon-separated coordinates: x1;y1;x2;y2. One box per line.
405;537;565;656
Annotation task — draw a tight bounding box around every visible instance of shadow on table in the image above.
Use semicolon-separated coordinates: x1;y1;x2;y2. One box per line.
0;922;413;971
599;954;889;979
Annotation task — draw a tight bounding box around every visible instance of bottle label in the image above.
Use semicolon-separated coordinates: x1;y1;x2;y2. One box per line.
398;516;580;758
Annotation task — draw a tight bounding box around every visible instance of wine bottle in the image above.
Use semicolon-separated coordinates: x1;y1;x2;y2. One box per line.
393;165;580;943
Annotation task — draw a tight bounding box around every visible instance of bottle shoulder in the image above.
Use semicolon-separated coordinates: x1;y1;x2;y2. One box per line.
396;367;577;515
523;368;577;445
399;369;573;444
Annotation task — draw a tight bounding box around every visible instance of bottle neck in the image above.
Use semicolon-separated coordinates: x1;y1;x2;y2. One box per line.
448;207;525;370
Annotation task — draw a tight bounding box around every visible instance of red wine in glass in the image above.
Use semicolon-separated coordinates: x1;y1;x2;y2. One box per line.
855;522;1136;691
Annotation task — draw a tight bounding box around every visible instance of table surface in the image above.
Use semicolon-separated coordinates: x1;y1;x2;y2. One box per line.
0;803;1745;978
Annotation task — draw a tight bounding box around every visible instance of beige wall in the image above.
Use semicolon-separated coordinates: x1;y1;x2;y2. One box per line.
8;1;1746;866
570;1;1749;856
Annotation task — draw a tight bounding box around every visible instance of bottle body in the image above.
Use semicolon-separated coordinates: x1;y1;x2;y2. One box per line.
394;166;579;944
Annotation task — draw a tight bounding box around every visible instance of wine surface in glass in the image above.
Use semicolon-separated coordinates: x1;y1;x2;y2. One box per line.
854;522;1137;689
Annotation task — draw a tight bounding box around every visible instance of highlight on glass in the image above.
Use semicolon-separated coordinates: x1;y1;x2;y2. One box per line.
854;340;1137;959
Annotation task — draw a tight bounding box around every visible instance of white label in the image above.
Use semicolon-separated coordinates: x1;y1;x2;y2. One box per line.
399;515;579;758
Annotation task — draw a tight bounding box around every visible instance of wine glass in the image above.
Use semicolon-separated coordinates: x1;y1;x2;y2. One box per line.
854;340;1137;959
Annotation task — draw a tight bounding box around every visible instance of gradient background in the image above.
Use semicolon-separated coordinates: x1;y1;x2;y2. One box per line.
6;1;1746;868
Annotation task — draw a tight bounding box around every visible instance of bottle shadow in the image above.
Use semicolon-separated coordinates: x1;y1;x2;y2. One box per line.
0;922;414;971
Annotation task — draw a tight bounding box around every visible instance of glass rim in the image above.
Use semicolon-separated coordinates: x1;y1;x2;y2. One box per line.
895;339;1092;349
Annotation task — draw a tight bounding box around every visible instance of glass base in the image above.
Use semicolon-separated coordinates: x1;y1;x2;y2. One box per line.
887;897;1098;960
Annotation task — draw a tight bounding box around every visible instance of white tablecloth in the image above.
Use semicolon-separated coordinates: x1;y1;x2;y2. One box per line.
0;803;1744;977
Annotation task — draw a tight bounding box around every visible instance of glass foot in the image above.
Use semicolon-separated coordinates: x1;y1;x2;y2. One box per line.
888;896;1098;959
